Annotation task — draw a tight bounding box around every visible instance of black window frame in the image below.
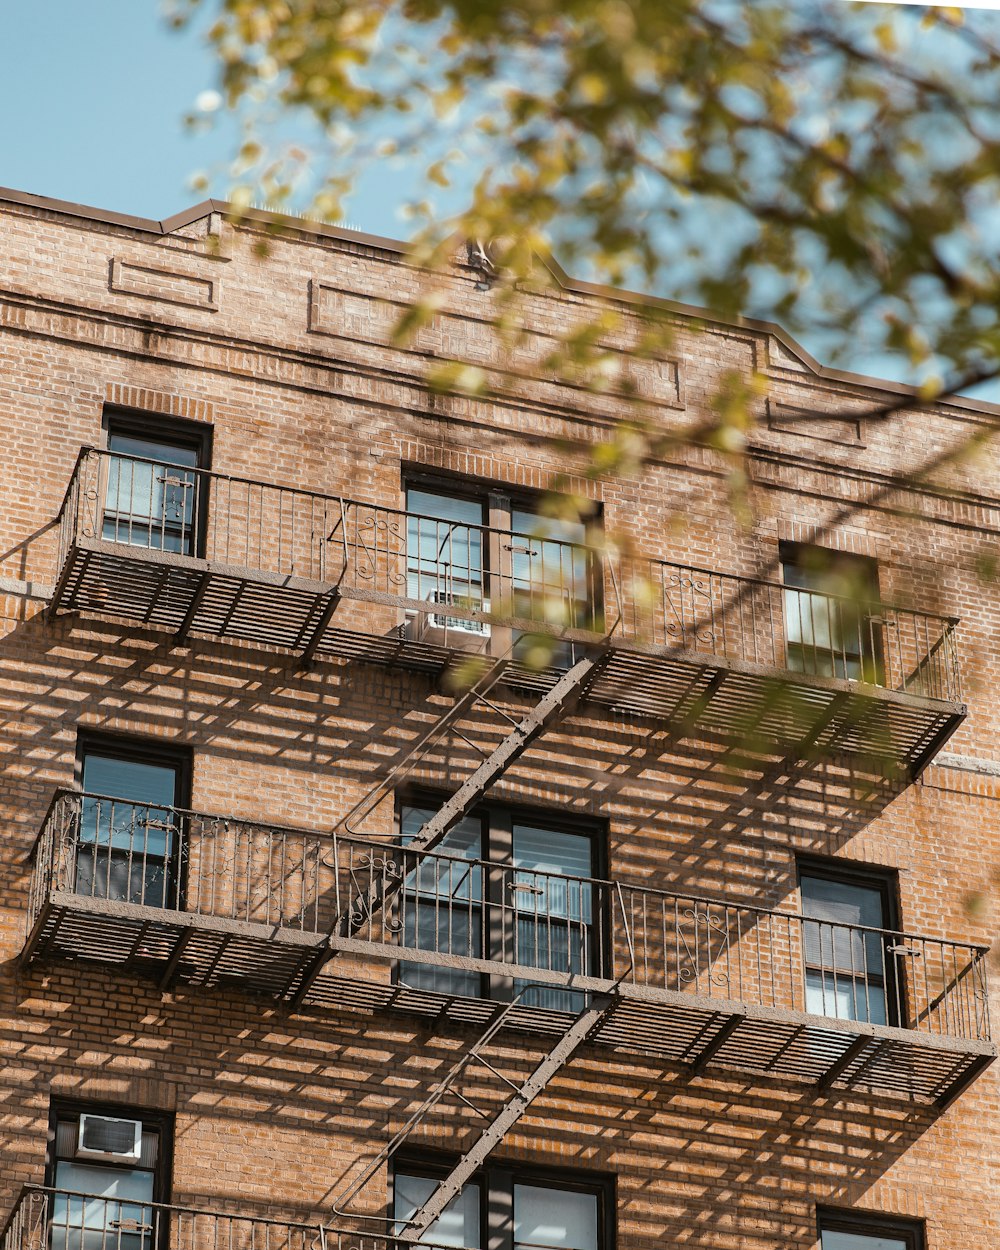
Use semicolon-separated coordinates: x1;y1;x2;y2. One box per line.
391;1153;616;1250
46;1097;174;1250
817;1206;926;1249
102;406;213;559
394;792;609;1005
402;468;605;662
779;540;883;684
74;731;193;912
797;855;905;1029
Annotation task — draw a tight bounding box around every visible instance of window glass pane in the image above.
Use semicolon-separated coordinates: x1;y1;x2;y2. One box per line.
801;875;887;972
399;808;483;998
54;1161;154;1206
806;970;887;1025
82;755;178;808
510;508;593;667
52;1162;155;1250
394;1173;481;1248
402;808;482;900
821;1231;910;1250
406;489;485;606
511;509;589;601
77;753;180;906
781;550;879;681
109;434;199;467
514;1184;598;1250
512;825;593;920
512;825;595;1011
104;434;199;554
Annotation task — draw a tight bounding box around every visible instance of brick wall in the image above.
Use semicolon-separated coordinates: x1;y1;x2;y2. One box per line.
0;190;998;1248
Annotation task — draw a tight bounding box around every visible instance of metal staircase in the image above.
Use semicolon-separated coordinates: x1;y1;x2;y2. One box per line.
331;985;618;1239
290;650;609;1008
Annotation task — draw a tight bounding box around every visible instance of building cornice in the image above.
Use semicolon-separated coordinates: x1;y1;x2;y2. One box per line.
3;182;1000;425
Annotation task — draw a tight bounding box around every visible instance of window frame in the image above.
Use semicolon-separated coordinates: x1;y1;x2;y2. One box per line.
401;469;605;660
46;1097;174;1250
74;731;193;911
797;855;904;1029
817;1206;926;1250
395;792;610;1004
779;540;883;683
390;1153;616;1250
102;407;213;559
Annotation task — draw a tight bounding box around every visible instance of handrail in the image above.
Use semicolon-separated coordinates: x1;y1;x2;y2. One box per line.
26;792;990;957
60;445;960;633
0;1185;459;1250
27;792;991;1042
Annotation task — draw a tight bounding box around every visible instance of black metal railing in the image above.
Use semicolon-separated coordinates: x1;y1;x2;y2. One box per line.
56;447;962;701
29;793;990;1042
0;1187;449;1250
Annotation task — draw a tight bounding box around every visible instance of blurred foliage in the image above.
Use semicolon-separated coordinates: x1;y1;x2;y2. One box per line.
167;0;1000;926
170;1;1000;395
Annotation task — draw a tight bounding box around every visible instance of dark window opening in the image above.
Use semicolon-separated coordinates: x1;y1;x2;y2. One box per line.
780;541;882;683
799;858;902;1028
392;1159;613;1250
75;733;191;911
47;1101;173;1250
818;1207;925;1249
102;409;212;557
396;799;605;1012
403;474;602;669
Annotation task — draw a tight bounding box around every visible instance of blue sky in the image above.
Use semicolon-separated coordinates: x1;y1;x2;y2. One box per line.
0;2;413;236
0;5;236;220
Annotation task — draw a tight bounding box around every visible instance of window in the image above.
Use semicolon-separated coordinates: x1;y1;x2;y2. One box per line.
75;733;191;910
799;859;901;1027
47;1102;172;1250
393;1161;611;1250
818;1208;925;1249
102;409;211;556
397;801;604;1012
404;475;601;667
780;542;882;682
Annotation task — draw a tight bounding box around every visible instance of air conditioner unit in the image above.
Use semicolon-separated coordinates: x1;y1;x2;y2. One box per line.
427;590;491;637
77;1115;143;1162
407;590;491;652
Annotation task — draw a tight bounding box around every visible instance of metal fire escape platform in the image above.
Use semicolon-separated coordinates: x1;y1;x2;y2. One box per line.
22;884;994;1109
52;535;964;779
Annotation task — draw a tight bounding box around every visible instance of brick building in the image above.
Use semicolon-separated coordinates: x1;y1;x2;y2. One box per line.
0;186;997;1250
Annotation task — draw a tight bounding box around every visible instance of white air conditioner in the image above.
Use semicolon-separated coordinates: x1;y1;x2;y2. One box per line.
77;1115;143;1162
427;590;491;637
407;590;491;652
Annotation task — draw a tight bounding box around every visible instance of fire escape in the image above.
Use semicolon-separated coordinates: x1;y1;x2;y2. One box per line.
12;445;993;1242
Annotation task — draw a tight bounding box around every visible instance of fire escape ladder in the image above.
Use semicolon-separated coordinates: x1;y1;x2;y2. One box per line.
340;653;514;840
330;986;617;1235
401;990;614;1241
338;651;608;944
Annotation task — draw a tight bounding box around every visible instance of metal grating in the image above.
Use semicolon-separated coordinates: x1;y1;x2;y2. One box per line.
23;893;994;1107
52;542;965;776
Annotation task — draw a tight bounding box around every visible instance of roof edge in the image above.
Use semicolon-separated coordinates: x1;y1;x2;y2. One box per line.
2;183;999;420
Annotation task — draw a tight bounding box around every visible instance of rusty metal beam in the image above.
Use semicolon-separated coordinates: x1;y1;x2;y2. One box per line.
296;589;341;667
818;1033;872;1090
402;652;605;858
935;1053;996;1111
338;652;606;940
687;1012;745;1074
159;927;197;990
669;667;727;736
174;571;213;645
